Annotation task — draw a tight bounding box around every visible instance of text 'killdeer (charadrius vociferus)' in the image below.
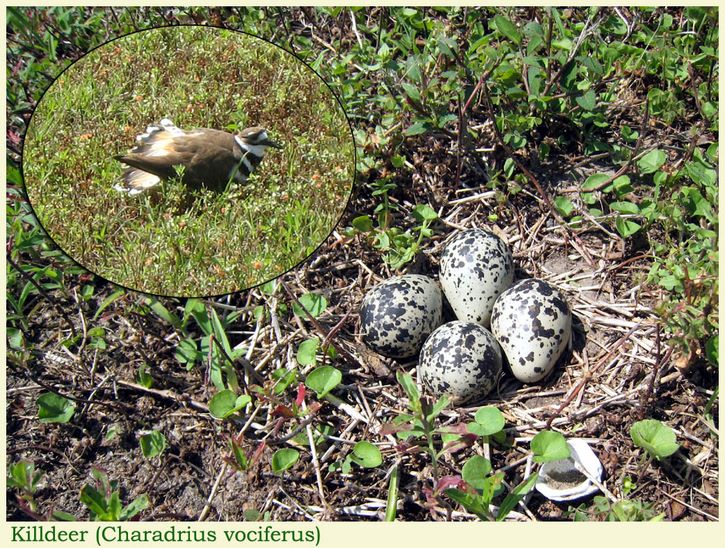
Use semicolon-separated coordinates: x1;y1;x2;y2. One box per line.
114;119;282;195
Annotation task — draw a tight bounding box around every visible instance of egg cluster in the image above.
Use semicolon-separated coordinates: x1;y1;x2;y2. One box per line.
359;229;572;404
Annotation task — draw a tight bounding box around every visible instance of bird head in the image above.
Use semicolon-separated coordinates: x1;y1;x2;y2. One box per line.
237;127;282;151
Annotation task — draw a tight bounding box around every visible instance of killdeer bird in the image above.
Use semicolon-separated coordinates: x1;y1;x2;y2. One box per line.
114;119;282;195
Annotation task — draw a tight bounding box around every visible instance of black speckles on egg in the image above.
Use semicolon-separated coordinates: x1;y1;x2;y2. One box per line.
418;321;502;404
490;279;572;383
360;274;443;359
440;229;514;328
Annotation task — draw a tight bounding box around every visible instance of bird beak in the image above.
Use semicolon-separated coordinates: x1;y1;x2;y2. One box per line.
263;138;283;149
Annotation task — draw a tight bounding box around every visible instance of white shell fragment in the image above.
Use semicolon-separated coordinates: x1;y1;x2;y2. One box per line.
535;439;604;501
418;321;502;404
439;229;514;327
360;274;443;359
490;278;572;383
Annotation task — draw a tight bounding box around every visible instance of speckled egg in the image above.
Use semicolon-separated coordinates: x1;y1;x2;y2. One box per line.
439;229;514;327
490;279;572;383
360;274;443;359
418;321;502;404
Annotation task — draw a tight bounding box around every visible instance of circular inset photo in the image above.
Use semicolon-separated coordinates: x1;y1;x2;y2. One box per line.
22;25;355;297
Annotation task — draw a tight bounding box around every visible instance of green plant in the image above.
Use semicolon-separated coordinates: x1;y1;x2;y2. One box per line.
444;457;539;521
385;373;537;520
291;293;328;318
79;469;149;521
351;203;439;269
444;429;570;520
305;366;342;399
384;372;454;478
226;432;250;472
271;448;300;474
36;392;75;424
7;460;76;521
385;464;400;521
531;430;572;462
568;496;665;522
7;461;43;512
168;299;249;392
630;419;679;460
135;363;153;389
139;431;168;459
208;390;253;420
466;406;506;442
330;441;383;474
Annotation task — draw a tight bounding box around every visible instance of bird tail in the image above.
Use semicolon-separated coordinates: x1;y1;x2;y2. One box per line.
113;168;162;195
114;119;182;194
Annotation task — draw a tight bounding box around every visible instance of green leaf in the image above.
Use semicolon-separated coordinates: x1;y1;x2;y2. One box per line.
503;157;516;178
621;125;639;142
119;494;149;521
494;15;521;44
139;431;167;458
705;335;718;366
496;472;538;521
684;161;717;189
554;196;575;217
146;298;182;330
136;364;153;389
611;175;634;196
352;215;373;232
350;441;383;468
462;455;493;490
305;365;342;398
468;406;505;437
609;201;640;215
208;389;250;420
615;217;642;238
401;82;421;103
637;149;667;175
425;395;450;422
92;289;125;321
412;204;438;222
445;488;491;520
527;65;543;97
7;461;42;493
681;187;716;223
37;393;76;424
390;154;406;168
292;293;328;318
230;441;249;471
531;430;571;463
80;484;110;519
260;281;278;296
271;368;298;395
630;419;679;460
296;338;320;366
271;448;300;474
575;89;597;111
209;307;233;356
404;122;428;136
581;173;610;191
396;371;420;404
8;328;24;350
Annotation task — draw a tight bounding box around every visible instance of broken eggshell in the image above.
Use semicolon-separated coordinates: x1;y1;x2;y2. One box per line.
535;439;603;502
